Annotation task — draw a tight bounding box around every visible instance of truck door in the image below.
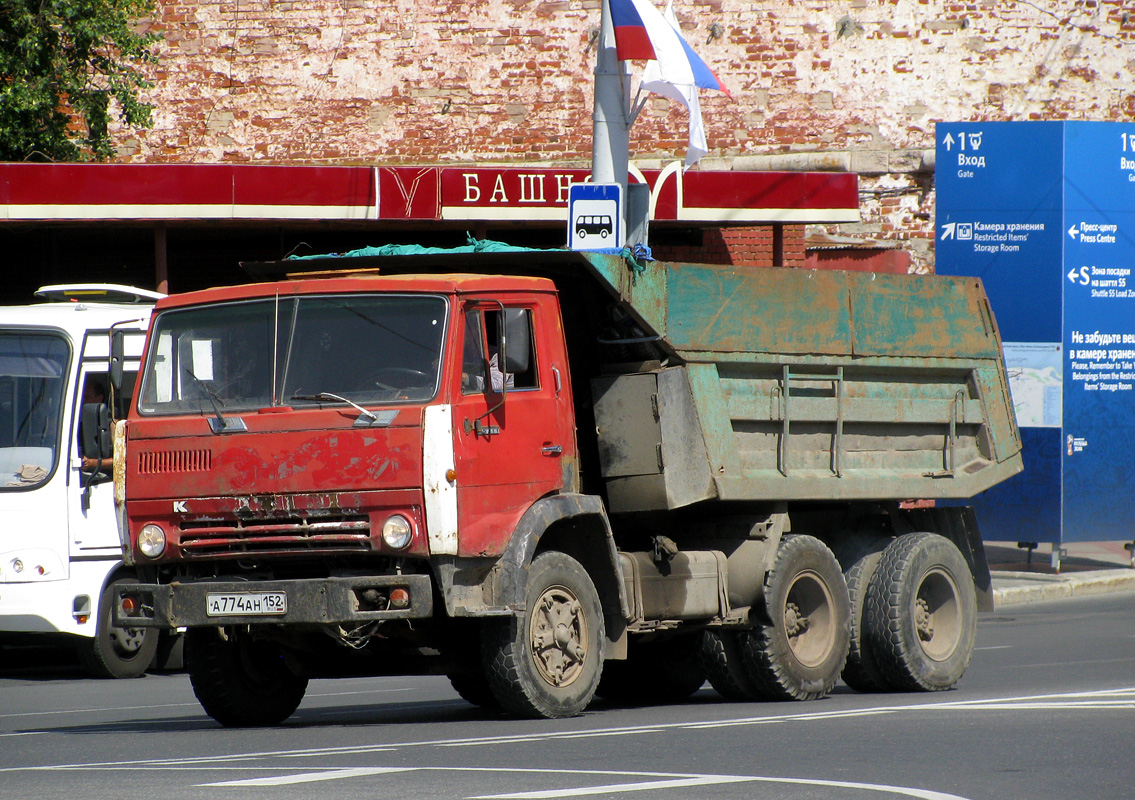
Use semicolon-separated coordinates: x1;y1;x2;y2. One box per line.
451;301;574;556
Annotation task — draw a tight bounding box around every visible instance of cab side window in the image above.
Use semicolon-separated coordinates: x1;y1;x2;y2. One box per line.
461;308;537;394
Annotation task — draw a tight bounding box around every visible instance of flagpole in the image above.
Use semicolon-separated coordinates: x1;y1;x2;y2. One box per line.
591;0;629;198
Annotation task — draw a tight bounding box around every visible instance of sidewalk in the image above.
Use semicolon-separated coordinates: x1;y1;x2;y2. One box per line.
986;539;1135;607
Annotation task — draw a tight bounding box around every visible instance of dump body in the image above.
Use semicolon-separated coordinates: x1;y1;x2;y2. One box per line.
577;254;1022;510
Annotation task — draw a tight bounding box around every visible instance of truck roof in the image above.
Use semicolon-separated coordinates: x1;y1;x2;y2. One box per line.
153;272;560;311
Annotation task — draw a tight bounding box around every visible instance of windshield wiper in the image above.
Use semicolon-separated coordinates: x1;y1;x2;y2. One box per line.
184;368;246;433
290;391;377;423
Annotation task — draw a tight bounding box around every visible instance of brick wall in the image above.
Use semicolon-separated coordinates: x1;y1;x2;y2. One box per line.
115;0;1135;271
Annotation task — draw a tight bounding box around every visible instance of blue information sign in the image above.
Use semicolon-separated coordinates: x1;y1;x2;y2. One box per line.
937;121;1135;545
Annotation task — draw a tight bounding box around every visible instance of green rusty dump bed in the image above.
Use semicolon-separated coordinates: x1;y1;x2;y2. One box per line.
579;253;1022;511
247;246;1023;512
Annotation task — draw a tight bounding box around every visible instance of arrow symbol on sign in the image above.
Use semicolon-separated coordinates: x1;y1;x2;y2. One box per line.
942;133;955;151
1068;224;1079;240
940;222;956;240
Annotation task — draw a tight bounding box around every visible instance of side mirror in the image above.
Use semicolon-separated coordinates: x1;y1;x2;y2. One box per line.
109;331;125;392
502;308;530;374
81;403;113;461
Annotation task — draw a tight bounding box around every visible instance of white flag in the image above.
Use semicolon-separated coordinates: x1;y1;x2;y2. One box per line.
639;1;712;168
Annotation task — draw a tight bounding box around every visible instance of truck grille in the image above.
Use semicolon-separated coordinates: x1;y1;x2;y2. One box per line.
178;515;371;557
139;448;212;474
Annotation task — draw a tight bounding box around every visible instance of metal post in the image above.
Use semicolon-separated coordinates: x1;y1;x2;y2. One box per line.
154;221;169;294
592;2;630;210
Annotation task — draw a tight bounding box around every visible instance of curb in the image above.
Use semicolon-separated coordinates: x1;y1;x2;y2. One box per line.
991;569;1135;608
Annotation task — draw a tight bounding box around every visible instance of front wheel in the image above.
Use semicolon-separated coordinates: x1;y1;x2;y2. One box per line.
186;627;308;727
864;532;977;692
482;551;605;718
741;535;850;701
76;577;160;679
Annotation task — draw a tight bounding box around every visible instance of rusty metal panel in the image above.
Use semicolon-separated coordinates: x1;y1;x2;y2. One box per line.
847;273;998;359
662;262;854;356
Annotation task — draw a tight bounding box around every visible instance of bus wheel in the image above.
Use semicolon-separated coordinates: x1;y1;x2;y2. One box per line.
76;577;159;679
186;627;308;727
482;551;605;719
864;532;977;692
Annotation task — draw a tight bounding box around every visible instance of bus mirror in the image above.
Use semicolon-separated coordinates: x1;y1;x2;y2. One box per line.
81;403;113;460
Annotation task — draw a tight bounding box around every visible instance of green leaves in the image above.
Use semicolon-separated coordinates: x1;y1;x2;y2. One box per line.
0;0;160;161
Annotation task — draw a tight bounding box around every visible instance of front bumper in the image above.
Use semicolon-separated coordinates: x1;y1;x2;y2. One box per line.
113;573;434;628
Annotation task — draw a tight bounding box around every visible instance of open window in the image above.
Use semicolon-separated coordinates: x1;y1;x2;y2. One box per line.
461;307;537;395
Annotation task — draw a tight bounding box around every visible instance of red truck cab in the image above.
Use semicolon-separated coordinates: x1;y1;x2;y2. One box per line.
117;273;584;628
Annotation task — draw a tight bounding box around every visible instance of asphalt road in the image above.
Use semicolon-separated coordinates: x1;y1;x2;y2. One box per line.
1;592;1133;800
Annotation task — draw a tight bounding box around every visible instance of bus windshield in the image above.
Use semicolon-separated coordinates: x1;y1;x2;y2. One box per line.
138;294;448;415
0;332;69;489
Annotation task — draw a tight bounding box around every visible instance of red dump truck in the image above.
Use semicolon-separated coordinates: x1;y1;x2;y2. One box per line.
112;246;1022;725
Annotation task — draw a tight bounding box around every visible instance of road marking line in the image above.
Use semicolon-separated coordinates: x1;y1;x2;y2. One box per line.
7;686;1133;774
203;766;412;786
473;775;754;798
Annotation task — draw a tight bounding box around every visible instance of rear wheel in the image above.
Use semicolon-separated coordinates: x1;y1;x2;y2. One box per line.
700;629;763;701
482;551;605;719
186;627;308;727
841;546;890;693
76;577;159;679
741;535;850;700
864;532;977;692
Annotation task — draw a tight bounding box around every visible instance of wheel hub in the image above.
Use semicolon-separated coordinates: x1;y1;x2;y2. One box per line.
530;586;587;687
783;570;835;668
109;625;146;657
915;568;962;661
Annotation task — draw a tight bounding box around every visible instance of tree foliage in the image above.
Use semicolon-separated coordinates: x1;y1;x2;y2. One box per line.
0;0;160;161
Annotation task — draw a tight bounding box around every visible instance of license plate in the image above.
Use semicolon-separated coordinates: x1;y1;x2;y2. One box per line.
206;592;287;617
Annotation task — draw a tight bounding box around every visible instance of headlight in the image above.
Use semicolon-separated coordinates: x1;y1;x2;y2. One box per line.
138;524;167;558
381;515;413;550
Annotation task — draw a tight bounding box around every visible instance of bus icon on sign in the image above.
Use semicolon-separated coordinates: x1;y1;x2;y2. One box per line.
576;215;613;240
568;183;622;251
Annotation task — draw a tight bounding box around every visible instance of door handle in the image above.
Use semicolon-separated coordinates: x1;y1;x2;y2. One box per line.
542;444;563;456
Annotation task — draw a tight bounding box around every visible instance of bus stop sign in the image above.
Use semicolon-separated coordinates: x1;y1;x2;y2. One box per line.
568;183;623;250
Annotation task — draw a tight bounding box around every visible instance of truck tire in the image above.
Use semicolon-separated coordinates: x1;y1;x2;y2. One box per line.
482;551;605;719
841;547;889;693
76;577;160;679
741;535;850;701
700;630;764;701
864;532;977;692
596;634;706;705
186;627;308;727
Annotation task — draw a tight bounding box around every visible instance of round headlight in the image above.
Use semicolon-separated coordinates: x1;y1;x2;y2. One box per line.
381;515;413;550
138;524;167;558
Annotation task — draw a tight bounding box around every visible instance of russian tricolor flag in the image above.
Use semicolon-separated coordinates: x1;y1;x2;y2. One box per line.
608;0;730;97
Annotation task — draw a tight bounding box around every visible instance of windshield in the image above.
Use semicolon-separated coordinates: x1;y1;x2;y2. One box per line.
138;294;448;415
0;332;69;489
